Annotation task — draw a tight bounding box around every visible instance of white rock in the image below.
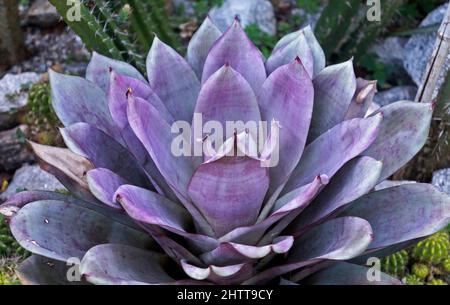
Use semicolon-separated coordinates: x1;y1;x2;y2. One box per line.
373;86;418;107
0;164;65;201
209;0;276;35
26;0;60;28
432;168;450;195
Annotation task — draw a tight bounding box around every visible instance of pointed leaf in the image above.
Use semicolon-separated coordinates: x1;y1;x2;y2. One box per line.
87;168;126;209
187;17;222;78
147;37;200;122
86;52;146;92
344;78;377;120
308;60;357;141
284;115;382;195
202;19;266;93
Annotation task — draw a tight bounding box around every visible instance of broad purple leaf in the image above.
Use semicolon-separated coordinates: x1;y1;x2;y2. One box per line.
362;101;433;182
60;123;152;190
202;19;266;93
283;115;382;195
127;97;213;235
49;70;121;140
86;52;146;92
344;78;377;120
188;156;269;237
187;16;222;78
17;255;89;285
147;37;200;122
244;217;373;284
308;60;357;142
220;175;328;245
341;183;450;251
87;168;126;209
114;185;218;252
303;262;401;285
272;25;325;76
257;58;314;210
10;200;153;262
289;156;382;235
266;32;314;78
195;65;261;139
80;244;178;285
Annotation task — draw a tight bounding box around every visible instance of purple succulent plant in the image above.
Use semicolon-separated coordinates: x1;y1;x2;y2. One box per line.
2;17;450;285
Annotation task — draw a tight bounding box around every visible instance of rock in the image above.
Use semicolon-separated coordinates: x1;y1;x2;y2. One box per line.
0;164;64;201
372;37;408;67
375;180;417;191
403;3;449;86
373;86;418;107
0;72;40;130
26;0;60;28
432;169;450;195
0;125;35;172
209;0;276;35
291;8;322;29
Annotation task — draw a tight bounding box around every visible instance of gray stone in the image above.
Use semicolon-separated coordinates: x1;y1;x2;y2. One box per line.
372;37;408;67
291;8;321;29
209;0;276;35
403;3;449;86
0;164;64;201
0;72;40;130
26;0;60;28
375;180;417;191
373;86;418;107
432;168;450;195
0;125;35;172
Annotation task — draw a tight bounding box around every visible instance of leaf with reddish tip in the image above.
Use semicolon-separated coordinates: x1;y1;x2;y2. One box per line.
127;97;213;235
60;123;151;190
187;17;222;78
244;217;373;284
266;33;314;78
188;156;269;237
17;255;90;285
202;19;266;93
257;59;314;209
86;52;146;92
303;262;401;285
344;78;377;120
308;60;357;142
289;156;382;235
49;70;121;140
87;168;126;209
108;73;175;199
272;26;325;76
362;101;433;182
10;200;153;262
29;141;96;202
147;37;200;122
283;115;382;195
114;185;218;252
200;236;293;266
195;65;261;140
341;183;450;251
181;260;253;284
80;244;181;285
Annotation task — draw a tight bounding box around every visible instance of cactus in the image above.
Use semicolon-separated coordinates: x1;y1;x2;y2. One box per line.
48;0;180;74
412;263;430;279
381;250;409;277
442;258;450;273
427;279;448;285
412;232;450;265
404;274;424;285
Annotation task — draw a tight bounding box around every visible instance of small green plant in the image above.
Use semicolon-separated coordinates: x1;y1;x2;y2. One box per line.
411;263;429;279
404;274;424;285
359;53;394;87
245;24;277;58
441;258;450;273
193;0;224;19
427;279;448;285
296;0;320;13
0;258;20;285
0;216;28;258
412;232;450;265
381;250;409;277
